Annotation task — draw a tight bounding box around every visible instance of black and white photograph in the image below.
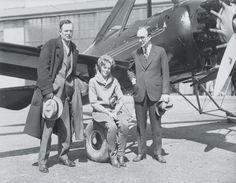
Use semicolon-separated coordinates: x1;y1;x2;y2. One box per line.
0;0;236;182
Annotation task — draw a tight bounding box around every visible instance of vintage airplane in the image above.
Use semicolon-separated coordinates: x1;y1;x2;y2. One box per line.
0;0;235;162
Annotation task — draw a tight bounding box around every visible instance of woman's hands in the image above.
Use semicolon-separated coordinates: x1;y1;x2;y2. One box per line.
108;111;118;120
107;110;122;127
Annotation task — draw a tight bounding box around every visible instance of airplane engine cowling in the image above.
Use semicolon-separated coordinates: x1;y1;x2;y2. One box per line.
192;0;226;66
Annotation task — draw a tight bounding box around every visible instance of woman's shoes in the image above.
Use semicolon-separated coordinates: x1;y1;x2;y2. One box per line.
110;153;128;168
39;164;49;173
118;156;126;167
58;158;76;167
133;154;147;162
110;155;120;168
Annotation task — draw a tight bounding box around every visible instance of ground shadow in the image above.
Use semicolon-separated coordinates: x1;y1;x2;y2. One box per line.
127;118;236;157
0;132;24;136
1;118;235;162
162;119;236;153
31;141;88;168
0;123;25;127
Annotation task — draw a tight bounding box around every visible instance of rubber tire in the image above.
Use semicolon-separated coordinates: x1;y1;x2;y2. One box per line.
85;121;109;162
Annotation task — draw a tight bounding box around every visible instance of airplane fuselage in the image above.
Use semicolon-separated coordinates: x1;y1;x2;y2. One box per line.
84;0;223;83
0;0;229;110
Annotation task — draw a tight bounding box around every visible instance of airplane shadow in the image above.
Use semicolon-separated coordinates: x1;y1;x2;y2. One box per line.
127;118;236;158
32;141;88;168
0;132;24;136
0;118;235;168
0;123;25;127
0;123;26;136
162;119;236;153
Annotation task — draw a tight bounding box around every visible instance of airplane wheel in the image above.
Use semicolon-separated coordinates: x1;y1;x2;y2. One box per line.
85;121;109;162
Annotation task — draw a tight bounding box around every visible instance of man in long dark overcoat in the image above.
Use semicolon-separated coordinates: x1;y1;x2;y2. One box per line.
127;26;170;163
24;19;84;173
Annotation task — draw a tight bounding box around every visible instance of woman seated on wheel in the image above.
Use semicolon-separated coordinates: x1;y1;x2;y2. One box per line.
88;54;129;168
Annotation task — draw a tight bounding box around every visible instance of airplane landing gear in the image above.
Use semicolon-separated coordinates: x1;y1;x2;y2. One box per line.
85;121;109;162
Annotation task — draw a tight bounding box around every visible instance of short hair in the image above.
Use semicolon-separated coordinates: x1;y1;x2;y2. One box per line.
137;26;152;36
59;19;72;29
97;55;116;73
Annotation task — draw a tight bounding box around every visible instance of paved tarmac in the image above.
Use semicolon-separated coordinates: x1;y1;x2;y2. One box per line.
0;95;236;183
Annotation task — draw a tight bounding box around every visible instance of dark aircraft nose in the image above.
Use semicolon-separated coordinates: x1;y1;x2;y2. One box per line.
189;0;228;67
192;0;223;54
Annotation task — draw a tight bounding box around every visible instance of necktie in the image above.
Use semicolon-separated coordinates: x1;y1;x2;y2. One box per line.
143;47;147;54
143;47;148;59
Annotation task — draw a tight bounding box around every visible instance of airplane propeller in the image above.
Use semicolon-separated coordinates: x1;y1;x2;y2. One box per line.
211;1;236;96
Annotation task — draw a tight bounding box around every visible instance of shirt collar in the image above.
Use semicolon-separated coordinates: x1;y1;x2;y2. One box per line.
144;43;152;55
61;38;71;55
95;72;113;87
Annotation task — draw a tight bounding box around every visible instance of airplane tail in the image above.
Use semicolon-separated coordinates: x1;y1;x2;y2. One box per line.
93;0;135;44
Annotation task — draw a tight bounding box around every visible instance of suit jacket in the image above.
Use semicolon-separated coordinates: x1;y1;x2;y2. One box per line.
127;44;170;103
24;37;84;141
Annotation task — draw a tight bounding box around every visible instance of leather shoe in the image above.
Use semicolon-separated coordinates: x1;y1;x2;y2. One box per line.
133;154;146;162
153;154;166;163
118;156;126;167
110;156;120;168
39;164;49;173
58;158;76;167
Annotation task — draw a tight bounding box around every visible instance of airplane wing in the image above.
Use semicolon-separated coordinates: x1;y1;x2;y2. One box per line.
181;68;218;85
0;42;40;80
170;68;218;85
0;85;35;110
0;42;92;110
0;42;96;81
0;42;130;110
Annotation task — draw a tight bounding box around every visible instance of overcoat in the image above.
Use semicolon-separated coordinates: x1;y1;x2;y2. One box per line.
24;37;84;141
127;45;170;102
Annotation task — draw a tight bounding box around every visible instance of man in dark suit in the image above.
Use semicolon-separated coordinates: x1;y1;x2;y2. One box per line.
24;19;84;173
127;26;170;163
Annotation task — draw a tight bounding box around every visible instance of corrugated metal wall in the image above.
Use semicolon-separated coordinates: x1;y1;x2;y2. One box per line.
0;3;170;52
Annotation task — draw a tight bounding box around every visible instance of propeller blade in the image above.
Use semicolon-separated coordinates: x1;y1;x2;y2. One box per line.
214;34;236;96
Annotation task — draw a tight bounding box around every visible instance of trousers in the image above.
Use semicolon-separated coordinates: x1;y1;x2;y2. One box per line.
38;99;71;165
92;111;129;157
134;94;162;155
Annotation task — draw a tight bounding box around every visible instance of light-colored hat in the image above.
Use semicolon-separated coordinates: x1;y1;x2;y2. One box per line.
42;96;63;121
155;100;173;117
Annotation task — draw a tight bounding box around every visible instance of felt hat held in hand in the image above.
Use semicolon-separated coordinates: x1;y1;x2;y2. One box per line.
155;100;173;117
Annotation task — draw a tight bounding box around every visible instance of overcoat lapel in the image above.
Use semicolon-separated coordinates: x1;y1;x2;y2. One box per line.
49;37;64;78
56;37;64;63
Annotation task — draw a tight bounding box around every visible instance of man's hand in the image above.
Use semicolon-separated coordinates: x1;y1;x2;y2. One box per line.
210;1;236;42
160;94;170;103
45;93;53;99
131;78;136;85
115;120;122;128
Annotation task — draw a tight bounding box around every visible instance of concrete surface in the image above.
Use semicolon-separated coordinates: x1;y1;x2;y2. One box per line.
0;95;236;183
